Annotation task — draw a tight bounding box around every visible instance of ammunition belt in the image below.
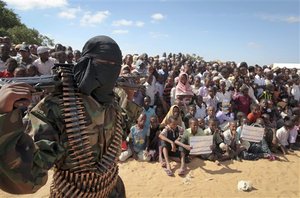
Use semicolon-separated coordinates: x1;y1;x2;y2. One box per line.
50;66;123;198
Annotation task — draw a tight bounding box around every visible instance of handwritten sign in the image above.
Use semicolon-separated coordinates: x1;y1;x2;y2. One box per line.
189;135;213;155
241;125;265;143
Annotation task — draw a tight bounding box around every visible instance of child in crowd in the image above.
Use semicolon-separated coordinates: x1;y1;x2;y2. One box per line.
163;76;174;107
183;104;197;128
216;102;234;128
197;118;206;130
276;120;295;154
0;58;18;77
204;106;216;126
13;66;27;77
247;103;261;124
203;86;218;110
159;116;184;176
232;84;251;115
119;113;151;162
223;121;244;160
142;96;156;131
176;118;206;175
204;119;232;164
26;64;39;77
194;95;207;119
148;115;161;161
161;105;185;129
289;115;300;151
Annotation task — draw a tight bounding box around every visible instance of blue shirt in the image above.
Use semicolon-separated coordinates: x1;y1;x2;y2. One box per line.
142;107;156;131
129;125;150;153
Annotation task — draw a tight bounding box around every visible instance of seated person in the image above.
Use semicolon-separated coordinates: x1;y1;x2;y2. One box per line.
148;115;161;161
13;66;27;77
161;105;185;129
159;116;184;176
223;121;246;160
238;118;275;160
289;115;300;151
216;102;234;130
119;113;151;162
197;118;206;130
176;118;206;175
183;104;197;128
261;113;278;153
247;103;261;124
204;106;217;126
194;95;207;119
275;120;295;155
0;58;18;77
204;119;233;164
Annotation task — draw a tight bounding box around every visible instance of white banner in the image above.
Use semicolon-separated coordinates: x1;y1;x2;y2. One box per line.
241;125;265;143
189;135;213;155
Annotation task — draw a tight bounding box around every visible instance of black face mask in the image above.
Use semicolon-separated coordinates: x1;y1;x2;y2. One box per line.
72;35;122;104
74;57;121;104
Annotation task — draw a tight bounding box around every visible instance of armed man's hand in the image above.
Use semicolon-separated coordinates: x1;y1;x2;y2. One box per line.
0;83;34;113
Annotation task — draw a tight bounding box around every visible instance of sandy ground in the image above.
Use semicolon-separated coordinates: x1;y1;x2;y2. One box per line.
1;151;299;198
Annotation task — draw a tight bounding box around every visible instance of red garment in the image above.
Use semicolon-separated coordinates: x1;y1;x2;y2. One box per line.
233;93;251;115
247;112;261;124
0;70;14;78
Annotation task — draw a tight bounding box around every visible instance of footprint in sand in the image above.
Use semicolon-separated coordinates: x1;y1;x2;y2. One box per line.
182;171;194;185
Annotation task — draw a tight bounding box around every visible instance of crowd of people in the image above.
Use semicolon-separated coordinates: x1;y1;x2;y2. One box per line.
1;36;299;177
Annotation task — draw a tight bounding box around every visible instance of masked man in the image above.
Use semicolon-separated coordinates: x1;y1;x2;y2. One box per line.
0;36;126;197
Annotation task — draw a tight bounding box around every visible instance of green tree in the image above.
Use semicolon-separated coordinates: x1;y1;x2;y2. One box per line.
0;1;21;29
0;0;54;46
7;25;54;46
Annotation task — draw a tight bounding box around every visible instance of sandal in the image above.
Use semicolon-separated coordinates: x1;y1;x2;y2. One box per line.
178;169;186;176
161;161;167;168
164;169;174;176
185;156;192;164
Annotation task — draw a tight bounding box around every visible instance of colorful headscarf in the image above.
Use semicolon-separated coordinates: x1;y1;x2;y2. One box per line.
175;72;194;97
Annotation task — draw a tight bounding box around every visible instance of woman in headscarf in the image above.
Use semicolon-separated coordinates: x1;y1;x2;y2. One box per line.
160;105;185;129
175;72;194;104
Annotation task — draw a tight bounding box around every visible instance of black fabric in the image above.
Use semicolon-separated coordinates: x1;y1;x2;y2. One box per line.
73;35;122;104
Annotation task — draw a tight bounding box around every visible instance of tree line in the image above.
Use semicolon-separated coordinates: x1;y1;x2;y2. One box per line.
0;0;54;46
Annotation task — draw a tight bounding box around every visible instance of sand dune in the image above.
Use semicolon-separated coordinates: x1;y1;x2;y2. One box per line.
1;151;299;198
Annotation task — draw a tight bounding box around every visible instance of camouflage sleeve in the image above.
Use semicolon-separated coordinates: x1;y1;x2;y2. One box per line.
0;96;65;194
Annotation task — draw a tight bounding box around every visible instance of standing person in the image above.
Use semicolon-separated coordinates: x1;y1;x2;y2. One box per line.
32;46;56;75
0;36;126;197
19;45;37;67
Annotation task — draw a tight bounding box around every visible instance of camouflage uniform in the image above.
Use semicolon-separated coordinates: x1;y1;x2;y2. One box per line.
0;35;125;197
0;92;125;197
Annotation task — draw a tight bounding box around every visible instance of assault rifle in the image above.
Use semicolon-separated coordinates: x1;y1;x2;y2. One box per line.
0;75;60;92
0;75;61;108
0;70;146;107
